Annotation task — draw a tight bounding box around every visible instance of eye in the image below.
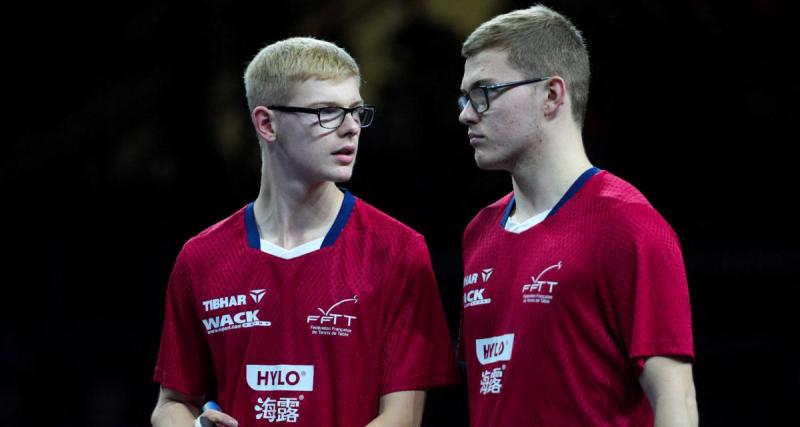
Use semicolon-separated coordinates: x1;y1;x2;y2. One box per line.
318;107;343;123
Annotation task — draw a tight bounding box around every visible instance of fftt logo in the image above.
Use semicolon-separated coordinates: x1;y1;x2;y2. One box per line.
307;296;358;327
246;365;314;391
522;262;562;293
522;262;563;304
475;333;515;365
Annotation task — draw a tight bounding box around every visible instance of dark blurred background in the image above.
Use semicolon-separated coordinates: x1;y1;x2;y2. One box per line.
3;0;798;426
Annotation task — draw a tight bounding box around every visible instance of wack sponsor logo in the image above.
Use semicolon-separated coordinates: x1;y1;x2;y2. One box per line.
202;310;271;334
463;288;491;308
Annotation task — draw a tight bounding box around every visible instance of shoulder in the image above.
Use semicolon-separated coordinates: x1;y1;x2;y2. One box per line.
463;192;512;242
350;196;424;241
346;196;434;266
179;205;248;261
590;172;679;246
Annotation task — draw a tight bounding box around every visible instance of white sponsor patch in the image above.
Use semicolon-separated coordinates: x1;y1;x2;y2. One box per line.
246;365;314;391
475;333;514;365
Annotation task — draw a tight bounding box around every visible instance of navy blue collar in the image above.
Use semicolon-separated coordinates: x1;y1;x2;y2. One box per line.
245;189;356;250
501;167;601;227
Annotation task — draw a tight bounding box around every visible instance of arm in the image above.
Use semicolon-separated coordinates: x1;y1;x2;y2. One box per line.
639;356;698;427
151;387;238;427
365;390;426;427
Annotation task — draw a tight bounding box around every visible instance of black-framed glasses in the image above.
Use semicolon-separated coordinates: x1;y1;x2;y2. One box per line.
458;77;551;114
268;105;375;130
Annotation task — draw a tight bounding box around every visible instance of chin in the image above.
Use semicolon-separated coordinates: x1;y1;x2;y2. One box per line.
328;168;354;183
474;152;505;171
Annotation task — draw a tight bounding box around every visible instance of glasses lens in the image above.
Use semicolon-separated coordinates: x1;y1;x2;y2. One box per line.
319;107;345;129
458;95;470;111
358;106;374;128
468;87;488;113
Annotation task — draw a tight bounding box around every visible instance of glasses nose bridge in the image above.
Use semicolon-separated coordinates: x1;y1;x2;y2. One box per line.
459;97;480;123
336;107;361;131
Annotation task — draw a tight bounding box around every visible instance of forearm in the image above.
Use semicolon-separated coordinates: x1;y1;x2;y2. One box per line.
365;390;425;427
652;389;698;427
640;357;698;427
151;399;200;427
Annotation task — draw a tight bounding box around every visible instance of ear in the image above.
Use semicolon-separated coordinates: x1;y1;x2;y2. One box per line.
252;106;278;143
543;76;567;118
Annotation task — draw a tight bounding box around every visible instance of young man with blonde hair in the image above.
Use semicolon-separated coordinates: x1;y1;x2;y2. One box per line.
457;5;697;426
151;37;457;427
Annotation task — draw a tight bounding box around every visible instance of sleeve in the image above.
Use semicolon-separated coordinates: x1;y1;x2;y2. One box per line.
379;234;460;395
153;248;213;395
598;203;695;375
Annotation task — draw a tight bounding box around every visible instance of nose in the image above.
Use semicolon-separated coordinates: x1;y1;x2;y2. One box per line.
337;111;361;137
459;101;479;125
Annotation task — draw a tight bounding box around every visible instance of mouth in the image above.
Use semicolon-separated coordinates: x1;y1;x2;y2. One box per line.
332;146;356;164
332;146;355;156
468;131;484;146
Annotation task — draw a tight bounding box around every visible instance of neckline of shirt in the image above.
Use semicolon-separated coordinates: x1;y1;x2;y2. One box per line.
500;167;601;232
244;188;355;257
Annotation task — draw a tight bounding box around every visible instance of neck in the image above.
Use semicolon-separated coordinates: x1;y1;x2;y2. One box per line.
509;125;592;221
253;161;344;249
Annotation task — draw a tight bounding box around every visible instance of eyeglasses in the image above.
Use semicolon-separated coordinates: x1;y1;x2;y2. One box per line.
268;105;375;130
458;77;551;114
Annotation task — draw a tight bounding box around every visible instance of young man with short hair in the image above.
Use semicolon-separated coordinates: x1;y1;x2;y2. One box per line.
151;37;458;427
457;6;697;426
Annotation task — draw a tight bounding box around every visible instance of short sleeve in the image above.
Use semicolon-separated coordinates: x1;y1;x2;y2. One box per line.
598;203;695;375
153;249;213;395
379;235;460;394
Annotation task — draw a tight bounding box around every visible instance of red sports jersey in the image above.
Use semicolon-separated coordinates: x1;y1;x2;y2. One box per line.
154;191;458;426
460;169;694;426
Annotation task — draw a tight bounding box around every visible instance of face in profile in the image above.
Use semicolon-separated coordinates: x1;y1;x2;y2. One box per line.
459;49;545;172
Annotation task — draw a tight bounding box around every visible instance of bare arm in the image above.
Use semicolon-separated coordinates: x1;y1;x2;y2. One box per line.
639;356;698;427
365;390;426;427
151;387;238;427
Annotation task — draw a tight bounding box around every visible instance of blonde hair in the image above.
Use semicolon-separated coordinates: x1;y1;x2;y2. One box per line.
244;37;360;111
462;5;590;126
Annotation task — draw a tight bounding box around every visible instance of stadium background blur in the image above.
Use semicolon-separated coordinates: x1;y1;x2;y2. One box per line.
3;1;798;426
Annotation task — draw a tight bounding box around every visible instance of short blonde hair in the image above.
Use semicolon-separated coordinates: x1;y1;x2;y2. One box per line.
244;37;360;111
462;5;590;126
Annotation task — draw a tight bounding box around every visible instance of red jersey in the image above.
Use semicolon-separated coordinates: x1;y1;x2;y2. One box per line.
154;191;458;426
460;169;694;426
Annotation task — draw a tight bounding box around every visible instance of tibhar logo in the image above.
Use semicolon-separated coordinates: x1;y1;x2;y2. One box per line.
247;364;314;391
202;310;271;334
475;333;515;365
250;289;266;303
481;268;494;283
463;273;478;287
203;295;246;312
307;296;359;337
522;261;562;304
203;289;265;312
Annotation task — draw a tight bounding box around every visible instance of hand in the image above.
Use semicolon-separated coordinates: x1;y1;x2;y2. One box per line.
196;409;238;427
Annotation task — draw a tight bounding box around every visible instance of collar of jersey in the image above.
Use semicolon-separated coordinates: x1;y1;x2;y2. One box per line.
244;188;356;251
501;167;601;228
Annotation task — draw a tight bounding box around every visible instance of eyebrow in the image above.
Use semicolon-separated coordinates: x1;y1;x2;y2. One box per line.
460;79;494;94
307;100;364;108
